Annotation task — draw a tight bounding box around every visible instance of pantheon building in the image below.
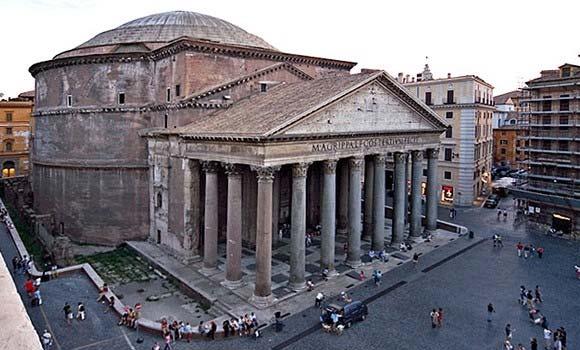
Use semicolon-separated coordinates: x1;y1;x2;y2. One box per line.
30;11;447;304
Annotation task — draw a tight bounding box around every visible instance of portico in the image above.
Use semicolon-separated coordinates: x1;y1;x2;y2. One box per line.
145;71;447;307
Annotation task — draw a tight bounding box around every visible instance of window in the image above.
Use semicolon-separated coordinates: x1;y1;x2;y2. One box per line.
425;92;432;105
445;127;452;138
5;142;12;152
156;192;163;208
542;96;551;111
542;140;551;150
422;169;428;177
118;92;125;105
559;95;569;111
164;114;168;129
446;90;454;104
558;141;568;151
542;116;551;125
175;84;181;97
5;112;12;122
66;95;72;107
260;83;268;93
5;127;12;135
444;148;453;161
446;111;453;119
561;67;571;77
499;140;508;145
2;161;15;178
500;148;506;155
166;88;171;102
444;171;451;180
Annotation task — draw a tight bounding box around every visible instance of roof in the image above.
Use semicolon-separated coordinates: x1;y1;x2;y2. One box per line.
494;90;520;105
18;90;35;99
165;71;446;139
403;74;494;89
76;11;275;51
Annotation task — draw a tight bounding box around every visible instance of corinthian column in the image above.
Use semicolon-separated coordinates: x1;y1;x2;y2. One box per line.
347;156;364;267
409;150;424;237
222;164;243;288
320;159;337;275
372;154;386;251
391;152;407;244
337;160;349;234
201;161;220;273
250;165;279;307
363;158;374;241
425;148;439;234
289;162;310;291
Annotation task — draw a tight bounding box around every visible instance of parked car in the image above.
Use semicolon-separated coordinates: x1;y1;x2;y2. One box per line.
484;194;500;208
321;301;368;328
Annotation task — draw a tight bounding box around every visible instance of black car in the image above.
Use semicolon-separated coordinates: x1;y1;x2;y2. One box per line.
484;194;500;208
321;301;368;328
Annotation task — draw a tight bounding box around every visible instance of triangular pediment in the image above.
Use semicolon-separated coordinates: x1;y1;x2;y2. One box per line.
278;78;445;136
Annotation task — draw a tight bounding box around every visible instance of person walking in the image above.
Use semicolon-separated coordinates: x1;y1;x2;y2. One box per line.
536;247;544;259
530;337;538;350
63;303;73;325
505;323;514;340
430;309;438;328
315;291;324;307
503;209;508;221
77;302;86;321
412;252;419;267
162;332;172;350
209;320;217;340
516;242;524;257
497;209;502;221
487;303;495;322
519;285;527;306
543;327;552;350
41;329;52;350
436;308;444;327
151;342;160;350
524;244;531;259
535;286;543;303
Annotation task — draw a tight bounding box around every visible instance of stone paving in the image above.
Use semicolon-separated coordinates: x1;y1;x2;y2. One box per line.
2;195;578;349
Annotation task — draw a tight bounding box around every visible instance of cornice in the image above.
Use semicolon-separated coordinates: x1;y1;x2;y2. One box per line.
29;38;356;77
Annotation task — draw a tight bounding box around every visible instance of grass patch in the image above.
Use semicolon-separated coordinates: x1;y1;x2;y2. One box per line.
3;201;45;266
75;246;155;285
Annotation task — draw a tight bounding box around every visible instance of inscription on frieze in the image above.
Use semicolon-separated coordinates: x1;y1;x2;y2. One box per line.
311;136;422;153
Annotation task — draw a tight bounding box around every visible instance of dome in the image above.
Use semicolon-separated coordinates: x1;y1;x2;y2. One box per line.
76;11;276;51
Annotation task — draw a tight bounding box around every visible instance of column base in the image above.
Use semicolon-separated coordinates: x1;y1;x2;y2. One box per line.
325;269;339;279
221;279;244;290
361;234;372;242
346;259;362;268
199;266;220;276
423;227;437;236
337;228;348;235
249;293;276;309
288;281;306;292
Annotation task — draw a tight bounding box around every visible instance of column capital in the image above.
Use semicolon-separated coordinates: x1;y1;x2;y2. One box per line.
393;152;408;163
223;163;241;177
322;159;338;174
201;161;220;173
411;150;424;161
373;154;387;165
349;156;364;170
251;165;280;182
427;148;440;159
291;162;311;178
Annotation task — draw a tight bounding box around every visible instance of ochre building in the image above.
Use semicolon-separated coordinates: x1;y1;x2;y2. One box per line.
0;95;32;178
30;11;447;304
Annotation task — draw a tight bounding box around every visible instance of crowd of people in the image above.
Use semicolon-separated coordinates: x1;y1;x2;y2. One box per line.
516;242;545;259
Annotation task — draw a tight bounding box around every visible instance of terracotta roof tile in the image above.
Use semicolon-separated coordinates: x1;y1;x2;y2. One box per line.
173;71;380;137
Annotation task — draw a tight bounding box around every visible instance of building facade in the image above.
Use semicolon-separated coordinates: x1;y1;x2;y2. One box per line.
493;125;519;167
513;63;579;236
29;11;447;306
402;66;494;206
0;96;32;178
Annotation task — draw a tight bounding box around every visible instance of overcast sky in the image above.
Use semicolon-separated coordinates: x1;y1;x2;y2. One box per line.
1;0;578;98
